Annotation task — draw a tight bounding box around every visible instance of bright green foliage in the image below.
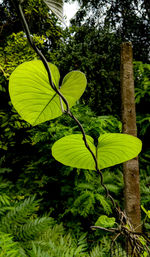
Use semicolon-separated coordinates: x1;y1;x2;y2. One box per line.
52;134;96;170
0;32;45;79
9;60;87;125
0;231;21;257
52;133;142;170
141;205;150;219
95;215;115;228
96;133;142;169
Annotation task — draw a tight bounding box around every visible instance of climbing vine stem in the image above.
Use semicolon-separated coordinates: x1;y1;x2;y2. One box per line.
13;0;117;211
9;2;150;255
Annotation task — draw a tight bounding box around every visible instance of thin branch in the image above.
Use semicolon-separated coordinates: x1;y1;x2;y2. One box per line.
90;226;118;233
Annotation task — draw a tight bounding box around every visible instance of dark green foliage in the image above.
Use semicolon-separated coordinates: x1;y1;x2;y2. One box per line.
0;196;57;255
0;196;54;240
134;62;150;108
134;62;150;154
0;0;62;48
52;27;122;116
0;176;14;215
0;196;115;256
67;169;123;219
140;149;150;207
70;0;150;63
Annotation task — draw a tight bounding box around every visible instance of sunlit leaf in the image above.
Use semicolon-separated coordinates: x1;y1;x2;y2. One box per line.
97;133;142;169
95;215;116;228
43;0;64;24
141;205;150;218
52;134;96;170
9;60;87;126
52;133;142;170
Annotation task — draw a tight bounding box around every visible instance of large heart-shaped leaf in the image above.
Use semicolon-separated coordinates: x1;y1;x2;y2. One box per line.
52;133;142;170
97;133;142;169
9;60;87;126
52;134;96;170
43;0;64;24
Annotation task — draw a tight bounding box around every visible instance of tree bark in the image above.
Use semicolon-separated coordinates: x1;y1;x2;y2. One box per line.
120;42;141;234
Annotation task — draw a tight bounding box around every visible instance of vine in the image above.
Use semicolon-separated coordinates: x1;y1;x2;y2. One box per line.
9;0;149;256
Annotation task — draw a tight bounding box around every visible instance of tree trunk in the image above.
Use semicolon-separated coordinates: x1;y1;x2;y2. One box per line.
120;42;141;235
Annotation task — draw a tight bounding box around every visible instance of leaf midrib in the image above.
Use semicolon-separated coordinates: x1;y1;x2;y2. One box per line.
33;92;58;125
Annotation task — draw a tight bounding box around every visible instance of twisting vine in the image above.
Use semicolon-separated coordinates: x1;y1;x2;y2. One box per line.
13;0;116;210
10;1;150;256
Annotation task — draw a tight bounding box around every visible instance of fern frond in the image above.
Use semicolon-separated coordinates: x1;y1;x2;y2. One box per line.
16;217;54;241
72;191;96;217
89;236;111;257
18;247;28;257
0;231;21;257
40;223;64;242
89;244;103;257
105;184;121;194
76;183;95;192
30;240;52;252
0;196;40;234
39;226;88;257
28;243;51;257
0;194;11;206
0;206;14;216
84;170;97;183
95;194;112;215
74;233;88;255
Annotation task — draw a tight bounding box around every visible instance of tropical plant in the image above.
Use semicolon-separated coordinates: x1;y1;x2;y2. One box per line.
1;0;147;255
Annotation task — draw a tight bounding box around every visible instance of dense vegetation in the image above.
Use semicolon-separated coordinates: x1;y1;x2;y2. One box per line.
0;0;150;255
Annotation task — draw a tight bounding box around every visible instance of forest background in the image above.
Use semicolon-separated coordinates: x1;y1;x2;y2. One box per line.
0;0;150;256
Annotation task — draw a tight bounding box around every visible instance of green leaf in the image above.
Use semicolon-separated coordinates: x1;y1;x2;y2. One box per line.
97;133;142;169
60;71;87;109
141;205;150;218
43;0;64;24
9;60;87;126
52;133;142;170
95;215;116;228
52;134;96;170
